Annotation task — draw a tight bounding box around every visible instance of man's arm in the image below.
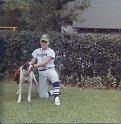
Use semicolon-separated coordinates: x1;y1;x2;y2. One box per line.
31;57;37;65
33;57;53;68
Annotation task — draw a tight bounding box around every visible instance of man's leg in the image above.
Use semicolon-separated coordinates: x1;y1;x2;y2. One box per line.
53;81;60;106
38;72;49;98
47;69;61;105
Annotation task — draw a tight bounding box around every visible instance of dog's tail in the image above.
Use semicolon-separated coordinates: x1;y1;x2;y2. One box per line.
12;69;20;83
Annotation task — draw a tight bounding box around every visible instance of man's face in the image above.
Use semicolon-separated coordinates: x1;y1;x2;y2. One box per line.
40;40;49;49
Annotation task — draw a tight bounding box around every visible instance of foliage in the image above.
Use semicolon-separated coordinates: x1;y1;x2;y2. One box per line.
0;30;41;73
0;39;7;73
0;0;90;31
1;30;121;87
60;0;90;22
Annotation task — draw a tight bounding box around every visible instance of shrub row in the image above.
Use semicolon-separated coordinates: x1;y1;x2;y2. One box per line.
1;30;121;85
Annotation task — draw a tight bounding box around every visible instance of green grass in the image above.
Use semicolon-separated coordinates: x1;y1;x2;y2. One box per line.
0;79;121;123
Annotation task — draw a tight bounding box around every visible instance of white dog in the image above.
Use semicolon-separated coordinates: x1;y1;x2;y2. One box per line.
13;62;38;103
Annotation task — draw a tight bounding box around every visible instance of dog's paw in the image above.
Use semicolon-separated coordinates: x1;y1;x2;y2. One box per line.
27;98;31;102
17;100;21;103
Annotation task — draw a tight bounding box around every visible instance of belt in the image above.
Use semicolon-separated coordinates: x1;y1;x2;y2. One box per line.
39;67;53;71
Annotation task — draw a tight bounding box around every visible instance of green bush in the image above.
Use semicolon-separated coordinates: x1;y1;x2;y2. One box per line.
1;30;121;85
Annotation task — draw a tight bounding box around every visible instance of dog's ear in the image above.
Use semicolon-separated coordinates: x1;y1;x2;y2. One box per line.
22;62;30;70
12;69;20;81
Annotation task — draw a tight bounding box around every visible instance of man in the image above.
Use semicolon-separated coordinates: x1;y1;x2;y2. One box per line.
31;34;61;106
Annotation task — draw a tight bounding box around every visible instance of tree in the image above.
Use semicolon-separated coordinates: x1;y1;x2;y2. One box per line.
0;0;31;26
0;0;90;31
60;0;90;23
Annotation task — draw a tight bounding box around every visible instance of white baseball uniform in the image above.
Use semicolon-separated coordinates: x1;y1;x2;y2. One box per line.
32;47;60;98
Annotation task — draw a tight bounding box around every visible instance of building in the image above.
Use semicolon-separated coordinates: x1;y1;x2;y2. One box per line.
73;0;121;33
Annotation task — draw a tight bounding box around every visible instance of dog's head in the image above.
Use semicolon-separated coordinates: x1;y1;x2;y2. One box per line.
22;62;33;72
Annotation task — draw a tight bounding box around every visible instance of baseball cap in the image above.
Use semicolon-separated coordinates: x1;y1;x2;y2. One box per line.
40;34;49;42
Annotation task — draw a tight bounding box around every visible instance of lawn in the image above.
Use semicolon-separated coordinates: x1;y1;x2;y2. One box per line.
0;79;121;123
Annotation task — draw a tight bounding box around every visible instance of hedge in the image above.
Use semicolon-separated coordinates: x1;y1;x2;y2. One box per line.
1;30;121;85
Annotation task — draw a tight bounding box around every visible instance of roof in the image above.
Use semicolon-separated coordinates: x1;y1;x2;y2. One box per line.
73;0;121;29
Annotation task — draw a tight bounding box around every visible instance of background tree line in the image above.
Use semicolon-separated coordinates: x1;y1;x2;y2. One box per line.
0;0;90;31
1;0;121;89
0;0;90;75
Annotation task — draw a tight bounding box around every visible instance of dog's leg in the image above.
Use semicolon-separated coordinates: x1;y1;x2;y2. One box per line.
32;72;39;94
28;80;32;102
17;72;23;103
32;72;39;87
17;81;22;103
16;84;20;95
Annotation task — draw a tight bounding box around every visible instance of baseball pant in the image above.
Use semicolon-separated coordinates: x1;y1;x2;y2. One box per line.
38;68;60;98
